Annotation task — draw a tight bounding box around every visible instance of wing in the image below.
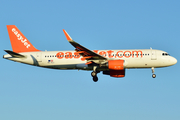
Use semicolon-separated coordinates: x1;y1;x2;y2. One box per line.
63;30;107;62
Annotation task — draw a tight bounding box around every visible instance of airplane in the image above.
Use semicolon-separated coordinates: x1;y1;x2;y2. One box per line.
3;25;177;82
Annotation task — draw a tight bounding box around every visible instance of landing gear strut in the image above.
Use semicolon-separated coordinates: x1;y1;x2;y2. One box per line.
91;66;99;82
151;67;156;78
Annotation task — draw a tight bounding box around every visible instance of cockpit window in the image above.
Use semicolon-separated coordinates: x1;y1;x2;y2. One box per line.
162;53;170;56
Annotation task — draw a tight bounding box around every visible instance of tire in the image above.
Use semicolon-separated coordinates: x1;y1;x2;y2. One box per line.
152;74;156;78
93;76;98;82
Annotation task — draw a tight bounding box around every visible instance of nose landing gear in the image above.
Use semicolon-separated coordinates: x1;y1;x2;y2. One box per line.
151;67;156;78
152;74;156;78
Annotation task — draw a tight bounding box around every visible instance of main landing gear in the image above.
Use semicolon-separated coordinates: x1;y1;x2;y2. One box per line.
91;71;98;82
91;66;99;82
151;67;156;78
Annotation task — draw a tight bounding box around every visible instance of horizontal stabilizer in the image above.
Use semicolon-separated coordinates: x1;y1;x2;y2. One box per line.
4;50;25;58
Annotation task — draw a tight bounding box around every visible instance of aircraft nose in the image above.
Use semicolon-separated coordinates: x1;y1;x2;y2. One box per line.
171;57;177;65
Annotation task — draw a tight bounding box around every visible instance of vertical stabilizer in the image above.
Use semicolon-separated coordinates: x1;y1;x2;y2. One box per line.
6;25;40;53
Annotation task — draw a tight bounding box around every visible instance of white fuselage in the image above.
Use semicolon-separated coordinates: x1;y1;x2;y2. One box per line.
3;49;177;71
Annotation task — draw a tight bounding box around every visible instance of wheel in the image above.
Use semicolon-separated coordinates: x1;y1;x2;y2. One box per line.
91;71;97;77
93;76;98;82
152;74;156;78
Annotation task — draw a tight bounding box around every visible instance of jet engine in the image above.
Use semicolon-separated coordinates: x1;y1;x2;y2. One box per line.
103;60;125;78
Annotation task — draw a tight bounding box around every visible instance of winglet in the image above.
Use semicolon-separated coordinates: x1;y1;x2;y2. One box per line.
63;29;73;41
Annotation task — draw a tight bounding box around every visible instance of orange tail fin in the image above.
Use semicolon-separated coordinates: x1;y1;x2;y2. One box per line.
7;25;40;53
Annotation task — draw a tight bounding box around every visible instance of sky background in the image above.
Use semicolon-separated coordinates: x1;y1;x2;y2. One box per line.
0;0;180;120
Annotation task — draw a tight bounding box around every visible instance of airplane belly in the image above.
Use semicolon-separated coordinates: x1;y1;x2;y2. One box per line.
40;58;86;69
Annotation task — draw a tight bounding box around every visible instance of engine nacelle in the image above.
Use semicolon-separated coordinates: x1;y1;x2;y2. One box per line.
103;60;125;78
103;70;125;78
110;70;125;77
108;60;124;70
